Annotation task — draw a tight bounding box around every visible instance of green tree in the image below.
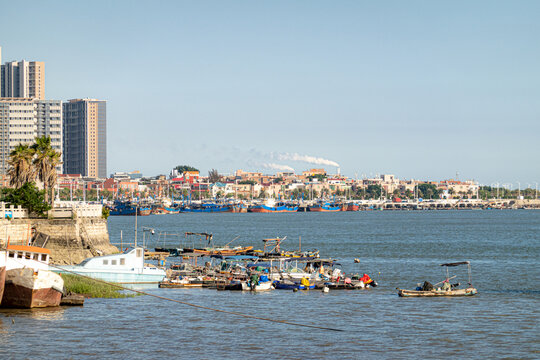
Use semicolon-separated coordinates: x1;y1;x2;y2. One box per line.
174;165;199;173
31;136;62;206
405;189;413;199
1;182;51;217
7;143;35;188
365;185;382;199
417;183;440;199
239;180;256;185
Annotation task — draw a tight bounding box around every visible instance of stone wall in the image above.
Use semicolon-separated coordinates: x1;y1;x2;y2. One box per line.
0;218;118;265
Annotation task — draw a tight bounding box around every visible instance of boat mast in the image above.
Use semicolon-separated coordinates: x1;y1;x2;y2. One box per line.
135;204;138;247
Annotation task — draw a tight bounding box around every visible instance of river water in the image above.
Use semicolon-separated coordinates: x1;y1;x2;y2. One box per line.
1;210;539;359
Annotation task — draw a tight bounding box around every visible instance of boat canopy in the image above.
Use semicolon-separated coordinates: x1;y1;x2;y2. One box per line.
185;232;213;239
440;261;470;267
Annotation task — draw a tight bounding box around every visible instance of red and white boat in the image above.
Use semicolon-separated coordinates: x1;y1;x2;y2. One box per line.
1;245;64;308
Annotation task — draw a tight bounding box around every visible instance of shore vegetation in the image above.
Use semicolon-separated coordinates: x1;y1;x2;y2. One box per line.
60;274;137;298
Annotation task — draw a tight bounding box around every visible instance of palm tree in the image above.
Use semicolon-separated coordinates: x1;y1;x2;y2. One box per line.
32;136;62;206
7;144;35;188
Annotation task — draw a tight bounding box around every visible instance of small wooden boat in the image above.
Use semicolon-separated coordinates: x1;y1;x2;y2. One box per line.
398;287;477;297
398;261;478;298
159;279;204;288
192;246;253;256
241;280;274;291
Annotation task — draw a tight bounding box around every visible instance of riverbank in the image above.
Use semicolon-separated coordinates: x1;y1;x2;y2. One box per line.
60;274;135;298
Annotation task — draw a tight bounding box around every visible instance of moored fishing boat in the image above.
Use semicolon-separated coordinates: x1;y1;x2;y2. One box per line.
55;247;166;284
273;278;315;290
308;202;341;212
192;246;254;256
231;203;248;213
346;203;360;211
249;199;298;213
151;205;181;215
108;200;152;216
1;245;63;308
181;202;233;213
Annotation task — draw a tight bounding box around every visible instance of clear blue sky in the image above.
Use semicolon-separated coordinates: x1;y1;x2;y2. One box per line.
1;1;539;186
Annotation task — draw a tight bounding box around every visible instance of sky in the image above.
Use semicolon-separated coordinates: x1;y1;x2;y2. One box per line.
1;1;539;186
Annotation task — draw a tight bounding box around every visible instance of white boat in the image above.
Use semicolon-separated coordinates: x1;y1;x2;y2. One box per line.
55;247;166;284
1;245;64;308
241;280;274;291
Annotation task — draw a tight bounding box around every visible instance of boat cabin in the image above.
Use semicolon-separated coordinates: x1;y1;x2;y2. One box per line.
5;244;51;271
77;247;145;270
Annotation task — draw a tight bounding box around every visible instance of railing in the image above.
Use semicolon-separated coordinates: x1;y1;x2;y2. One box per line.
48;202;103;218
0;203;29;219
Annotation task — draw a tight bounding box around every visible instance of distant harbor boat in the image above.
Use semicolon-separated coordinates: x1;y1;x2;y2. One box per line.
181;201;233;213
108;201;151;216
151;205;181;215
249;199;298;213
308;202;341;212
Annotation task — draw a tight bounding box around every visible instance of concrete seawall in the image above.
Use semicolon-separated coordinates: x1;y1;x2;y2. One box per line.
0;218;118;265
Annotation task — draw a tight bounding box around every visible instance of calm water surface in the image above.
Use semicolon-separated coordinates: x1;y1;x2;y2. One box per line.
1;210;539;359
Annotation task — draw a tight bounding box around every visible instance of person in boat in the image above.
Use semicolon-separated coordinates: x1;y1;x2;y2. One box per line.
441;279;451;291
360;273;373;285
249;274;260;288
421;281;434;291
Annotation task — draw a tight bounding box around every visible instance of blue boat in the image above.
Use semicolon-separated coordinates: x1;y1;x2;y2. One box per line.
273;280;316;290
181;202;232;213
249;199;298;213
308;202;342;212
108;201;152;216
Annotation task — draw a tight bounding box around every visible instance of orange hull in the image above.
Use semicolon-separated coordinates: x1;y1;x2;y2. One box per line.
309;207;341;212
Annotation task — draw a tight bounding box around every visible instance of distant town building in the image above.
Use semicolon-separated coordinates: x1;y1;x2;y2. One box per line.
1;58;45;100
302;168;327;177
0;98;63;175
63;98;107;178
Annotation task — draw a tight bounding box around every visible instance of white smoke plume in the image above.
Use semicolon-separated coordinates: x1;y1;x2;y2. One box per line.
276;153;340;167
261;163;295;172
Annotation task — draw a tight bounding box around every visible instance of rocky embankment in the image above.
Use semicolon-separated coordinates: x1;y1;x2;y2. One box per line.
0;217;118;265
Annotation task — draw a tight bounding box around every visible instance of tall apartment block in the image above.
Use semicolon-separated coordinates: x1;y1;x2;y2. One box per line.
0;98;63;176
63;99;107;178
1;60;45;100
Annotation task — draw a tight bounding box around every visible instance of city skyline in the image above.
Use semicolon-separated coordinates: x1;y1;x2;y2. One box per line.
1;1;539;184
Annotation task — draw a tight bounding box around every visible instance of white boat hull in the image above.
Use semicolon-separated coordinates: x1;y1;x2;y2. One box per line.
56;268;166;284
242;281;274;291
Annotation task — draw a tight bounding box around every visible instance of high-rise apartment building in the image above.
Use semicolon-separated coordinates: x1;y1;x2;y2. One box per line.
0;98;63;176
63;99;107;178
1;60;45;100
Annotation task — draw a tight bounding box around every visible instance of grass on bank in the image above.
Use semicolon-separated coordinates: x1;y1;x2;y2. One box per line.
60;274;137;298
